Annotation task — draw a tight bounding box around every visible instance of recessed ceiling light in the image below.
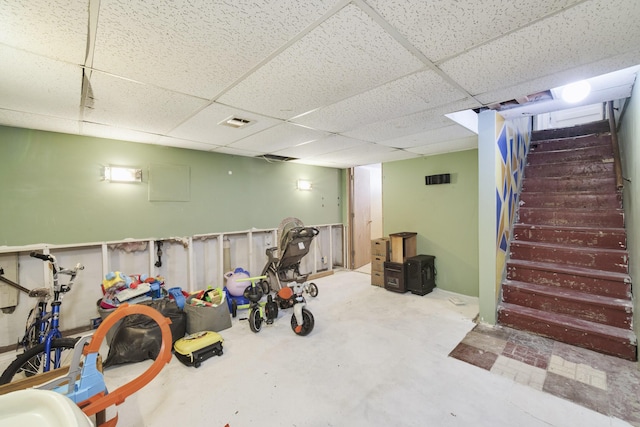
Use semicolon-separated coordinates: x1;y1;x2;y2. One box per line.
220;116;252;128
561;80;591;103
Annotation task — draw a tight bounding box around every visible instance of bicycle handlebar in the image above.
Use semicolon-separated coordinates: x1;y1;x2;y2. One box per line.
30;251;53;262
29;252;84;294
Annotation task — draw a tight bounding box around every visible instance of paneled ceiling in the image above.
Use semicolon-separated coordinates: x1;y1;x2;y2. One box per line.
1;0;639;168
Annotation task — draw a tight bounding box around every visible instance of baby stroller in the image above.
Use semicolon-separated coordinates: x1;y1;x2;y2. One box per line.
261;217;319;296
257;217;320;335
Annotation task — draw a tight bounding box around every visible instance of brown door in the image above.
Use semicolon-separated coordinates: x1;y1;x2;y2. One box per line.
349;166;371;269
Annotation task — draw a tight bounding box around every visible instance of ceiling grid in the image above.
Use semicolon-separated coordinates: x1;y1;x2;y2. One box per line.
0;0;638;167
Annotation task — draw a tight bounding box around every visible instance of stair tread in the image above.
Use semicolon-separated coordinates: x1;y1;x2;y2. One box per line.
526;158;613;166
521;190;619;196
502;279;633;307
510;239;628;254
529;143;611;150
514;223;626;233
531;120;609;140
518;206;623;213
513;223;627;250
523;176;614;182
507;259;631;281
498;302;636;341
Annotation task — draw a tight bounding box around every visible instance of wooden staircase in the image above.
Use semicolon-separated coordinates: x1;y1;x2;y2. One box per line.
497;119;637;361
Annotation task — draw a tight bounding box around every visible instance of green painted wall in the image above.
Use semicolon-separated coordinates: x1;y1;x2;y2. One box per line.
619;87;640;347
382;147;479;296
0;126;345;246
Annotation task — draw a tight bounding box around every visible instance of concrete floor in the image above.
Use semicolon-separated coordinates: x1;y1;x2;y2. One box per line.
0;268;634;426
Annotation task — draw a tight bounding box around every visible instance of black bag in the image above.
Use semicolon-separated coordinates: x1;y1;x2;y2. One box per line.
104;299;187;367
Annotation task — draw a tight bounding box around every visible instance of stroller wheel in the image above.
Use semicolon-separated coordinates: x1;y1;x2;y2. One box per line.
291;308;314;336
308;282;318;297
249;308;263;333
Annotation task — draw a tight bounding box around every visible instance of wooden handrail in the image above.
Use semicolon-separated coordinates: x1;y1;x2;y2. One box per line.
607;101;624;191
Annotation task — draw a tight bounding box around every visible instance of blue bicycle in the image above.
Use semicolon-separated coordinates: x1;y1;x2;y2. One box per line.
0;251;84;384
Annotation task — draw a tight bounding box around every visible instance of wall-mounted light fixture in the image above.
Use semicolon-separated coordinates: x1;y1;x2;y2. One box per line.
297;179;312;191
103;166;142;183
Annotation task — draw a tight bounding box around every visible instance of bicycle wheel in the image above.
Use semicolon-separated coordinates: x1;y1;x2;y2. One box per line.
21;322;42;350
0;337;79;385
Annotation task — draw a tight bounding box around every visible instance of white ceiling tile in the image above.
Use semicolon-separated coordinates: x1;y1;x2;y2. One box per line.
367;0;583;62
291;158;351;169
80;122;160;144
476;49;640;106
217;3;424;119
0;109;80;135
92;0;337;98
440;0;640;95
311;142;408;166
156;136;222;152
344;98;481;142
0;45;82;119
378;125;476;149
290;69;467;132
0;0;88;63
83;71;208;134
169;102;282;146
406;136;478;156
227;123;330;153
213;146;265;158
274;134;369;159
359;149;420;165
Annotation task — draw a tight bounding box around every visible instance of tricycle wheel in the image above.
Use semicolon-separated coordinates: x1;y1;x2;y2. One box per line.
308;282;318;297
249;308;262;333
291;308;314;336
231;299;238;318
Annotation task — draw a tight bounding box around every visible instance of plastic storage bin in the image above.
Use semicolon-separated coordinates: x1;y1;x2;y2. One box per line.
0;389;93;426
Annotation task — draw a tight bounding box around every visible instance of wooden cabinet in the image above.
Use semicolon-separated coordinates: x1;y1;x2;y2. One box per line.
389;232;417;263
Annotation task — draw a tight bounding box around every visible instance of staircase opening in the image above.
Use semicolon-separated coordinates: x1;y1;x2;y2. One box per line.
496;103;636;361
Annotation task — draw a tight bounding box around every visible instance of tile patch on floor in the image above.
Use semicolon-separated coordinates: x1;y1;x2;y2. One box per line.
448;341;498;371
548;355;607;390
449;324;640;426
461;330;507;353
502;341;551;369
490;355;547;390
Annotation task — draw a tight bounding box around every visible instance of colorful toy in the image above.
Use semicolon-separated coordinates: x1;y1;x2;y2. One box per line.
101;271;131;290
223;267;250;296
99;272;166;308
35;303;173;426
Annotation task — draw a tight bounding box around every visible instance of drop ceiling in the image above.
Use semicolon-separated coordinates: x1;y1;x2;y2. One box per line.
1;0;639;168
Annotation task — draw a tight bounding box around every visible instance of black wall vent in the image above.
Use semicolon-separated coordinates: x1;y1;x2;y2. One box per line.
425;173;451;185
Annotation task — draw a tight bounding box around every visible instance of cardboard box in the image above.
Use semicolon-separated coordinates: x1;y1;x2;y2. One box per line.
371;256;386;272
371;271;384;287
371;238;390;259
390;232;417;263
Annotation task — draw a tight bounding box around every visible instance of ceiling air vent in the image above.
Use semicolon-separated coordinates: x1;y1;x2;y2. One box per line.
220;116;252;128
258;154;298;162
